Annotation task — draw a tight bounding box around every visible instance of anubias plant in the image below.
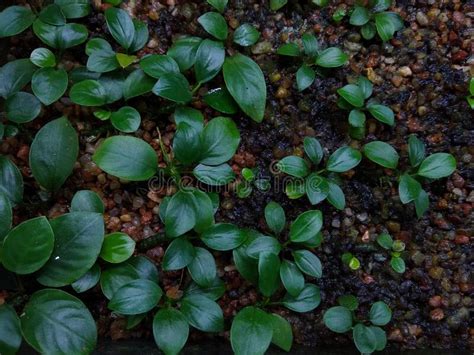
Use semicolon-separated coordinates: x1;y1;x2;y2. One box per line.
337;76;394;139
231;201;323;353
349;0;404;42
324;296;392;354
235;167;271;198
376;232;406;273
277;33;348;91
0;189;106;354
362;136;456;217
276;137;362;210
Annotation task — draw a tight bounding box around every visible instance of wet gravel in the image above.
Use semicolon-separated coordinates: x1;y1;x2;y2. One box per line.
1;0;473;352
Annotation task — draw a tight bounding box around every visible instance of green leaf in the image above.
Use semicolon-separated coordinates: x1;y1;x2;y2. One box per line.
0;6;35;38
408;134;425;168
198;12;228;40
36;212;104;287
372;0;392;12
417;153;456;179
29;117;78;191
398;173;421;204
277;156;310;178
100;263;140;299
123;69;155;100
200;117;240;165
414;188;429;218
280;260;304;296
163;238;195;270
110;106;141;133
370;325;388;351
93;136;157;181
70;79;108;106
21;289;97;355
337;294;359;310
109;279;162;315
195;39;225;84
71;263;101;293
232;230;259;283
246;236;281;259
357;76;373;99
39;4;65;26
105;7;135;50
193;163;235;186
296;64;316;91
337;84;365;108
127;255;159;283
207;0;228;12
315;47;348;68
258;251;281;297
264;201;286;235
87;51;119;73
140;54;180;79
174;107;204;132
269;314;293;351
71;190;104;213
163;191;194;238
350;6;370;26
289;210;323;243
1;217;54;274
286;180;305;199
167;36;202;71
361;22;377;40
129;19;149;52
376;232;393;250
326;146;362;172
305;173;329;205
173;123;202;165
30;48;56;68
277;43;300;57
86;38;113;55
152;73;192;103
282;284;321;312
231;307;273;355
0;304;21;355
348;109;366;128
223;54;267;122
100;232;135;264
0;192;12;241
302;33;319;57
363;141;399;169
375;12;404;42
327;181;345;210
31;68;68;105
153;309;189;355
0;59;36;99
203;87;239;114
292;249;322;278
188;247;216;287
181;294;224;332
56;23;88;49
323;306;353;333
353;324;377;354
391;256;405;273
304;137;323;165
201;223;245;251
55;0;91;19
367;104;395;126
5;92;41;123
185;277;225;301
233;24;260;46
369;301;392;326
0;157;23;205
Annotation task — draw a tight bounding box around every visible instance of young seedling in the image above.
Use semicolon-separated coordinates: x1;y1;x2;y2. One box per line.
362;136;456;217
324;296;392;354
341;252;361;271
235;167;271;198
349;1;404;42
277;33;348;91
337;76;395;139
276;137;362;210
376;233;406;273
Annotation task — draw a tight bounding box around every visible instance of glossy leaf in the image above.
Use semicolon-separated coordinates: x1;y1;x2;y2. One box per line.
30;48;56;68
39;4;65;26
337;295;359;311
377;233;393;250
369;301;392;326
71;264;101;293
280;260;305;296
140;54;180;79
289;210;323;243
153;309;189;355
207;0;228;12
0;6;35;38
70;80;108;106
375;12;404;42
316;47;348;68
5;92;41;123
417;153;456;179
292;249;322;278
108;279;162;315
198;12;228;40
282;284;321;312
231;307;273;355
55;0;91;19
71;190;104;213
398;174;421;204
0;156;23;205
246;236;281;259
367;104;394;126
105;8;135;50
326;146;362;172
277;156;310;178
0;59;36;99
0;304;22;355
337;84;365;108
363;141;399;169
200;117;240;165
110;106;141;133
201;223;245;251
408;135;425;168
100;263;140;299
0;192;12;240
195;39;225;84
32;68;68;105
100;232;135;264
193;163;235;186
350;6;370;26
296;64;316;91
180;295;224;332
353;324;377;354
305;173;329;205
270;314;293;352
152;73;192;103
304;137;323;165
203;87;238;114
258;251;281;297
414;188;429;218
163;238;195;270
277;43;300;57
233;24;260;46
323;306;353;333
302;33;319;57
87;51;119;73
264;201;286;235
167;36;202;71
123;69;155;100
188;247;216;287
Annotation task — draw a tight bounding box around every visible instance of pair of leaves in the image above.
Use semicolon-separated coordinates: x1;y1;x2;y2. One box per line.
105;8;148;52
33;19;88;50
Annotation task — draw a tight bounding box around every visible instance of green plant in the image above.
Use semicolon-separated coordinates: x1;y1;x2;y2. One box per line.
276;137;362;209
277;34;348;91
341;252;361;270
349;1;404;41
467;77;474;109
362;136;456;217
235;167;271;198
270;0;328;11
376;233;406;273
337;76;394;139
323;296;392;354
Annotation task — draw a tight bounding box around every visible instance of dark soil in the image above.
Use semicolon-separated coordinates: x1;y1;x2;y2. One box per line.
1;0;473;352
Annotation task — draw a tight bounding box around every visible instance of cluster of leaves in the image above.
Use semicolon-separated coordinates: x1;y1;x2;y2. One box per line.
324;296;392;354
348;0;404;42
337;76;394;139
362;136;456;217
235;167;271;198
277;34;348;91
270;0;329;11
376;233;406;273
276;137;362;210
